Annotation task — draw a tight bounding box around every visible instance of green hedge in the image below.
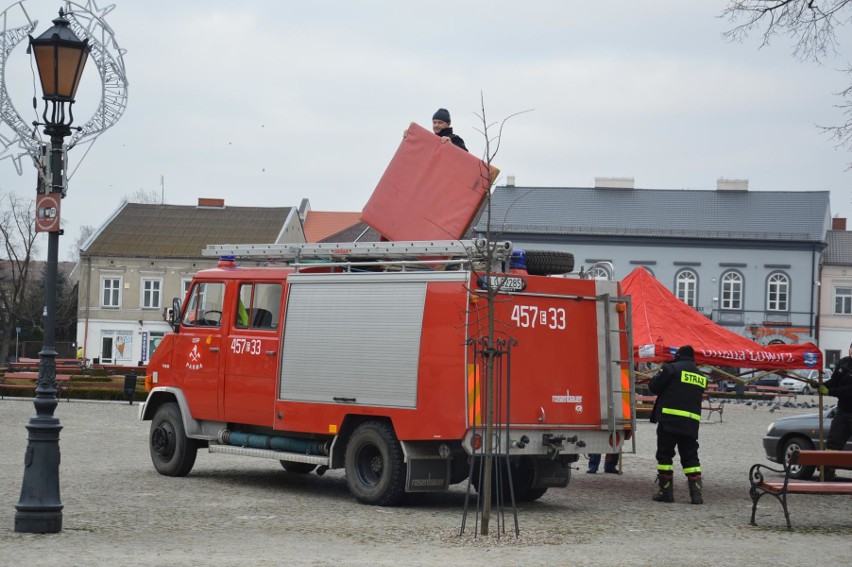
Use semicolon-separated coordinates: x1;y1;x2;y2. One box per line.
69;375;113;383
0;385;146;402
65;386;146;401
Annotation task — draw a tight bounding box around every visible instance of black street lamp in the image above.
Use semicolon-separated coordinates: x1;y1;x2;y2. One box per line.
15;8;89;534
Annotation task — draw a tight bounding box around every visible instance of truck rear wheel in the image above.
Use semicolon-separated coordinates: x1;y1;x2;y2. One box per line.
471;456;548;503
344;421;405;506
511;457;548;502
149;402;197;477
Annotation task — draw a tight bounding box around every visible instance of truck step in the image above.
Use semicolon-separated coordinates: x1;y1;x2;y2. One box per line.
208;443;331;466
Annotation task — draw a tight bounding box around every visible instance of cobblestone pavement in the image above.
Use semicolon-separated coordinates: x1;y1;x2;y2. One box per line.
0;397;849;566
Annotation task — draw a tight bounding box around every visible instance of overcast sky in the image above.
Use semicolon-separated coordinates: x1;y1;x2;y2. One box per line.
2;0;851;260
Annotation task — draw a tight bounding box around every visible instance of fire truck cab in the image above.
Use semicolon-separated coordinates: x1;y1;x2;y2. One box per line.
140;240;634;505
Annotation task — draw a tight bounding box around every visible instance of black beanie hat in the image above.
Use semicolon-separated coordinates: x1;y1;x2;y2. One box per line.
433;108;451;123
675;345;695;360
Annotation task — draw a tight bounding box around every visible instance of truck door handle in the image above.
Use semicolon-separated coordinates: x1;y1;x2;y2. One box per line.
333;397;356;404
209;347;220;352
265;350;276;356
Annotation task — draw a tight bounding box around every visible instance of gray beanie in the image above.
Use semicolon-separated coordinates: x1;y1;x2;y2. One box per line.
432;108;451;123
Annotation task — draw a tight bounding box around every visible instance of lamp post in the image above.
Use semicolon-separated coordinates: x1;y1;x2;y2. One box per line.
14;8;89;534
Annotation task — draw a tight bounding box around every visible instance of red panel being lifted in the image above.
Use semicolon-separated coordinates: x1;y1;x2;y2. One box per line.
362;122;498;241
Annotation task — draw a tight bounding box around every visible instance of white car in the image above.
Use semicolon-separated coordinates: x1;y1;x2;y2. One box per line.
779;368;831;395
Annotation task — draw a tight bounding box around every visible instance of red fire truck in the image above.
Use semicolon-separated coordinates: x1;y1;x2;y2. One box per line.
139;240;634;505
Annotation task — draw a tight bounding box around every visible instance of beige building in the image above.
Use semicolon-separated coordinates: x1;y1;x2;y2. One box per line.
819;218;852;367
76;198;304;365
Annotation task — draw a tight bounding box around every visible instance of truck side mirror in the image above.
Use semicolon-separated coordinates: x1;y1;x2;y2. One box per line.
170;297;182;332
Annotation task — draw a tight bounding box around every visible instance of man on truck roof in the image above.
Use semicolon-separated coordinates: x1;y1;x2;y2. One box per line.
403;107;468;152
431;108;467;151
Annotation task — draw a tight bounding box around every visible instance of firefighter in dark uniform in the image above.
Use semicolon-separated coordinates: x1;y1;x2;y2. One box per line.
649;345;707;504
820;342;852;480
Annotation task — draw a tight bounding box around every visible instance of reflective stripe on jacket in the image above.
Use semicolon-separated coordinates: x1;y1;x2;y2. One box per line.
649;357;707;438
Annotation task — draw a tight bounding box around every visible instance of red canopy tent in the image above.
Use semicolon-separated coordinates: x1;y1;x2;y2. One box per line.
621;267;822;371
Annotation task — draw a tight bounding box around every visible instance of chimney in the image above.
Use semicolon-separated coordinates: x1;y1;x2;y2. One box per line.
298;198;311;220
716;178;748;191
832;217;847;231
594;177;634;189
506;175;516;187
197;198;225;208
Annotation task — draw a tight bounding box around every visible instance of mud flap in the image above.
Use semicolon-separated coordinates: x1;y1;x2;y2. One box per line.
530;457;572;489
406;458;451;492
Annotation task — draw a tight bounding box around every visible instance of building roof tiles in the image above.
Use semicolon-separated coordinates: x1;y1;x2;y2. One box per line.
475;186;830;242
82;203;294;258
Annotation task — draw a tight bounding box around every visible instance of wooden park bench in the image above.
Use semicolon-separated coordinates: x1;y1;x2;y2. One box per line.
701;395;724;422
746;384;796;401
635;395;656;419
0;371;71;401
8;358;40;371
8;358;83;374
749;450;852;529
90;363;147;375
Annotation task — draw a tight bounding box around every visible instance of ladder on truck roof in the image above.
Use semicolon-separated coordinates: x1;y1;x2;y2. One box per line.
202;239;515;271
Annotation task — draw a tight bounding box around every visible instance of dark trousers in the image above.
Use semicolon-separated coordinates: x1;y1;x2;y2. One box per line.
828;410;852;451
588;453;619;472
656;424;700;476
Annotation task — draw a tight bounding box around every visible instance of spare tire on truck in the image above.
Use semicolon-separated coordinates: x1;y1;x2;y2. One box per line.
524;250;574;276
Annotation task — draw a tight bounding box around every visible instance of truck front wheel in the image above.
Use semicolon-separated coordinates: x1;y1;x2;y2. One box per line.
149;402;198;477
344;421;405;506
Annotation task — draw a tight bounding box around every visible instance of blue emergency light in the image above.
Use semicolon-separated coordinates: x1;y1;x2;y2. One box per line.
509;249;527;271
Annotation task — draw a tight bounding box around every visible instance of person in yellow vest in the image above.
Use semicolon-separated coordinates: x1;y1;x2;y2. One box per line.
237;298;249;327
649;345;707;504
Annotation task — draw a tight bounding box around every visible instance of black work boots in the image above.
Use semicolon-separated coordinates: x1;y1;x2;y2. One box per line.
687;474;703;505
652;472;674;503
652;473;704;504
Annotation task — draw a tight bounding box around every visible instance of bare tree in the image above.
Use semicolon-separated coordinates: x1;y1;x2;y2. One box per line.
722;1;852;159
0;192;38;363
121;187;162;205
19;264;78;348
67;225;95;263
470;94;532;536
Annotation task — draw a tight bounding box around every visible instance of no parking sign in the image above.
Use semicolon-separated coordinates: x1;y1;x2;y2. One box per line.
35;194;61;233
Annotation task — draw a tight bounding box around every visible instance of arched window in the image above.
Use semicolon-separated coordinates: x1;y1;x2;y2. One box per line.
720;271;743;310
675;269;698;307
766;272;789;312
590;264;611;280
